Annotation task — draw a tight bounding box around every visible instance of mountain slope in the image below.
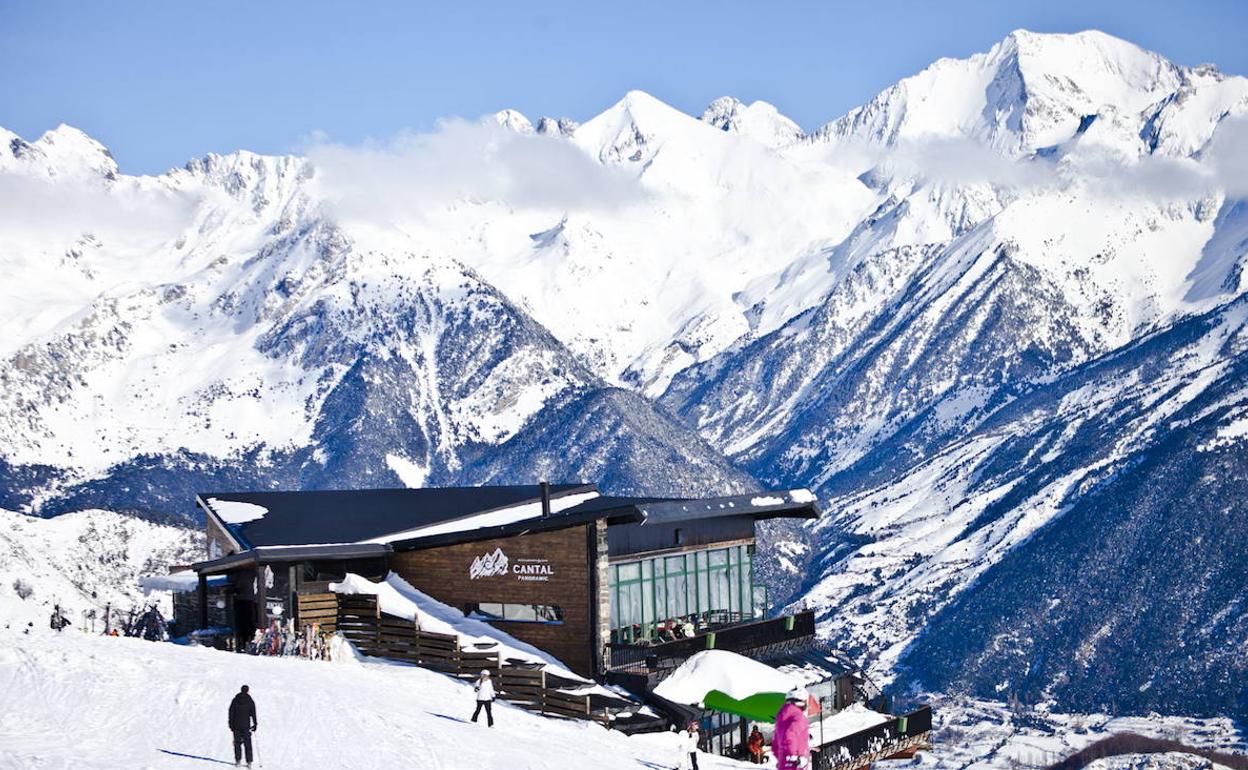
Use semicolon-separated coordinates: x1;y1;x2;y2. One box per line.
0;508;200;629
891;299;1248;717
0;135;749;516
3;29;1248;722
784;295;1248;718
459;387;757;496
652;30;1248;719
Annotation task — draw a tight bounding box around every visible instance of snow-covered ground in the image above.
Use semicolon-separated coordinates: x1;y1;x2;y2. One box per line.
885;696;1246;770
0;627;741;770
1;627;1242;770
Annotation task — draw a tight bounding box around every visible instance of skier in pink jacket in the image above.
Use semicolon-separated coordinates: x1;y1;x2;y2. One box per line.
772;687;812;770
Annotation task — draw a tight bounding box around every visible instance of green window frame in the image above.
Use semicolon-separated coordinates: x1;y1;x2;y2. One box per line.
608;543;765;645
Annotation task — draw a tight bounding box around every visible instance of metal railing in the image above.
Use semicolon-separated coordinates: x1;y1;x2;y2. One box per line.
606;610;816;673
812;706;933;770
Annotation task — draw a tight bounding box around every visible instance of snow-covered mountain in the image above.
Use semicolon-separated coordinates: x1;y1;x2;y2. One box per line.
3;29;1248;720
0;508;201;629
700;96;804;147
0;125;754;514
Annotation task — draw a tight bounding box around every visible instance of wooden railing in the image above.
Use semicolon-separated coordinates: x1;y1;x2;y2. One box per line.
307;592;603;722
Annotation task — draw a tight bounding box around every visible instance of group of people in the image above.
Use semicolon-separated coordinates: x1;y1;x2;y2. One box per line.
676;686;813;770
50;602;168;640
653;617;700;642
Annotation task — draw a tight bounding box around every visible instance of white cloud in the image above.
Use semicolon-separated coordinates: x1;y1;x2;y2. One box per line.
0;175;195;247
866;136;1056;191
1205;115;1248;198
304;119;644;225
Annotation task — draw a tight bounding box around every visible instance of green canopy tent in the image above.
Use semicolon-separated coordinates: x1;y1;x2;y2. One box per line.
702;689;788;724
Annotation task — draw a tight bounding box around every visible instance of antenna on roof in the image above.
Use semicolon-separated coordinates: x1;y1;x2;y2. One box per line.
539;479;551;518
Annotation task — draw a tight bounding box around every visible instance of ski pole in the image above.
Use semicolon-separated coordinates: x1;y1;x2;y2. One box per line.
252;730;261;768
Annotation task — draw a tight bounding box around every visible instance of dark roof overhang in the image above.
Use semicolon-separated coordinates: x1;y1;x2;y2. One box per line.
634;492;819;525
388;490;819;552
192;542;392;574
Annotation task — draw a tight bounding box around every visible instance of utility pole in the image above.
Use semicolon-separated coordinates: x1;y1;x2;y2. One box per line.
819;695;826;750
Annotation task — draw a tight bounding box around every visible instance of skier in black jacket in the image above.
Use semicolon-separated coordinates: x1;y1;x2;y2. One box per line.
228;685;258;767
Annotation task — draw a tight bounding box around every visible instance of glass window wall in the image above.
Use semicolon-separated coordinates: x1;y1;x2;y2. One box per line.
608;544;764;644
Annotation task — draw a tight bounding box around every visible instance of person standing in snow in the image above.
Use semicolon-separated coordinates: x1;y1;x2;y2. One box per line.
50;605;69;632
228;684;258;767
471;669;496;727
676;720;701;770
747;724;766;764
772;688;812;770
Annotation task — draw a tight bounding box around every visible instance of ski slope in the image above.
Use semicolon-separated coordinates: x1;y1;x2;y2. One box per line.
0;627;742;770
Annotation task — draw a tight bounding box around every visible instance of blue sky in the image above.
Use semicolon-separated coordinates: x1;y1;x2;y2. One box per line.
2;0;1245;175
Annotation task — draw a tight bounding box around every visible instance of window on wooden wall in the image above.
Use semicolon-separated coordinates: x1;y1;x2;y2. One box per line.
467;602;564;624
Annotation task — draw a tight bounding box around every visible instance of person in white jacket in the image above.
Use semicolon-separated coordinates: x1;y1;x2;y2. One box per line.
676;721;701;770
471;670;496;727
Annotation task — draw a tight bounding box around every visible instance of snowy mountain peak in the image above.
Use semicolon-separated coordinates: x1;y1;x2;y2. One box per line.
489;109;535;134
177;148;311;215
700;96;804;147
815;29;1193;156
1000;28;1180;100
1;123;119;180
573;90;708;164
535;116;579;137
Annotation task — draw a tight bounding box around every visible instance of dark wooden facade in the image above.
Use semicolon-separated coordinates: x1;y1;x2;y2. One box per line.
391;523;602;677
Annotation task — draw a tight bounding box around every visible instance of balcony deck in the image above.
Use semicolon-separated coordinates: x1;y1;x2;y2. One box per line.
606;609;817;675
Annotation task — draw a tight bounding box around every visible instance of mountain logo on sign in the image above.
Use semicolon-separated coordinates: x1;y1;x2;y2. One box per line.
469;548;509;580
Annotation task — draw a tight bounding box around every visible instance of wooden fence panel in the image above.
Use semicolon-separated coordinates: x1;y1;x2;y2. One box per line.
329;592;601;723
296;593;340;633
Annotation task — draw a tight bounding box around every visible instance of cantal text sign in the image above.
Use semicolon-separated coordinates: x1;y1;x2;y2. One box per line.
468;548;555;582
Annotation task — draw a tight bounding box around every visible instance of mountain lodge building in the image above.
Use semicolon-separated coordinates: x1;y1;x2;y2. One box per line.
191;482;817;678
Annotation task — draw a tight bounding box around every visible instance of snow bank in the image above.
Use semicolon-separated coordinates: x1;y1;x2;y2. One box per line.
811;703;891;745
653;649;797;704
330;572;611;695
206;498;268;524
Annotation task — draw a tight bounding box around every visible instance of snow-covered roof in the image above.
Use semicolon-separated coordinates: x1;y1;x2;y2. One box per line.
810;703;891;745
140;572;228;593
196;485;819;554
653;649;799;704
197;484;598;549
